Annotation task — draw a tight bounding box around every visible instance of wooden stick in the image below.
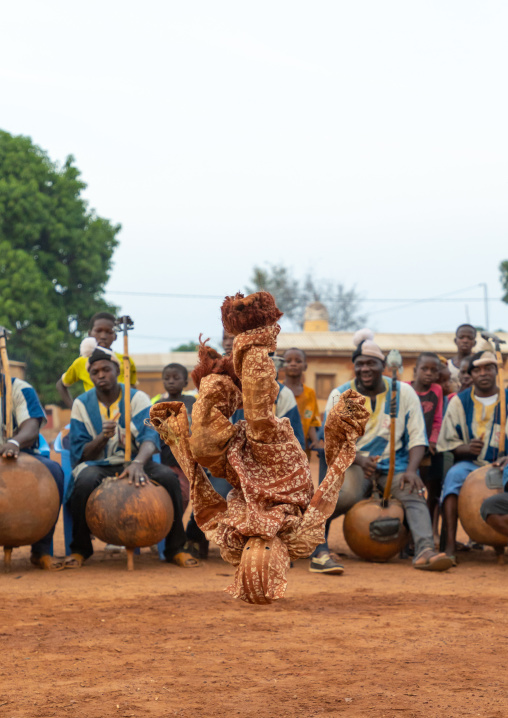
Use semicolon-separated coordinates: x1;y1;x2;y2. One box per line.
126;547;134;571
496;345;506;457
115;316;134;462
382;350;402;507
4;547;12;573
0;328;13;440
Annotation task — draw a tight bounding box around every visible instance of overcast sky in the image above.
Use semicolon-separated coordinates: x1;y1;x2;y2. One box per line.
2;1;507;354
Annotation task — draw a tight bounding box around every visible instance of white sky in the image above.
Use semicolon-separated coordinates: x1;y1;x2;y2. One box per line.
2;1;507;354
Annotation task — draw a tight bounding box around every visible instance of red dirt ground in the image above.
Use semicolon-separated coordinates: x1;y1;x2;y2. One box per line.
1;458;507;718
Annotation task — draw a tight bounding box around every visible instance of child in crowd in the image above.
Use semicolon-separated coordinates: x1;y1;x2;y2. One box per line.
56;312;137;408
411;352;444;543
154;363;195;511
283;348;321;457
448;324;476;384
222;329;234;356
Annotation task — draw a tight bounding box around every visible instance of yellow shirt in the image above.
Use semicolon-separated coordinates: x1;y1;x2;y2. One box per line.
295;385;321;440
61;354;137;393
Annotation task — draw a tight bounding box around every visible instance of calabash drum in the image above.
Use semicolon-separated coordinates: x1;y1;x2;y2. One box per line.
0;453;60;570
85;477;174;570
458;464;508;550
343;497;408;562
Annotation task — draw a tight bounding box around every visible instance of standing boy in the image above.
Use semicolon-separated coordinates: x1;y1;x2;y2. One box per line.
56;312;137;408
283;348;321;456
448;324;476;385
154;363;195;510
410;352;444;542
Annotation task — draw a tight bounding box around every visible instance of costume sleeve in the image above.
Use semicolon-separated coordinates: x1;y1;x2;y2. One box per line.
285;389;369;559
403;383;428;450
69;398;93;468
436;395;466;453
150;401;228;534
61;358;81;387
324;388;341;421
11;379;46;429
429;384;443;444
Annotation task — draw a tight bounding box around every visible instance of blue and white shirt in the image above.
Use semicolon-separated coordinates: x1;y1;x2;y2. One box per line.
325;378;427;474
230;382;305;450
437;387;508;466
0;374;46;448
70;385;160;478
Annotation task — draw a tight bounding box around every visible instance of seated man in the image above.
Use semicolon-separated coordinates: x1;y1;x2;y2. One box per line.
0;373;64;570
314;331;452;572
437;349;508;559
65;343;198;568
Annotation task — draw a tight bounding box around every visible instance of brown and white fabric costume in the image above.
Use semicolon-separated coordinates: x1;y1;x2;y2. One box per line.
150;293;368;604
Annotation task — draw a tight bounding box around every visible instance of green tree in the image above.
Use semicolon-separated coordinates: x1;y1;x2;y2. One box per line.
246;263;367;331
500;260;508;303
172;341;199;352
0;130;120;403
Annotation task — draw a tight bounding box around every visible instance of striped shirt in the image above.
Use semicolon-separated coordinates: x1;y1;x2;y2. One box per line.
325;378;427;474
70;385;160;477
437;387;508;466
0;375;46;448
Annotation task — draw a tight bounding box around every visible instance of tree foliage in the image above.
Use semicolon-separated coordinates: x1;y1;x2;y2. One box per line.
246;264;367;331
0;130;120;403
500;260;508;304
172;341;199;352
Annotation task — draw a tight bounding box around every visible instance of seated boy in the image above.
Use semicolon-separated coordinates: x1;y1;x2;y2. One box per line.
154;363;195;510
283;348;321;457
56;312;137;408
437;349;508;560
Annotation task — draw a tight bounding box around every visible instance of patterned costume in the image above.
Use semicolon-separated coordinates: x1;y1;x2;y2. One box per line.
150;293;368;603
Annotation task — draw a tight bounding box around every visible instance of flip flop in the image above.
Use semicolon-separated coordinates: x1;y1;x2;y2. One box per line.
414;549;453;572
30;554;65;572
170;551;200;568
63;553;85;569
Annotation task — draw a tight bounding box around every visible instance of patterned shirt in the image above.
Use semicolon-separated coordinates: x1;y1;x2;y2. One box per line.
325;377;427;474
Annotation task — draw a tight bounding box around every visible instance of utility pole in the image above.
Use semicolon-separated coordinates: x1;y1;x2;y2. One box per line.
481;283;489;331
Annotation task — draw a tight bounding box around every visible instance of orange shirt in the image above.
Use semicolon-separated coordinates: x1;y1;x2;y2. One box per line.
294;384;321;440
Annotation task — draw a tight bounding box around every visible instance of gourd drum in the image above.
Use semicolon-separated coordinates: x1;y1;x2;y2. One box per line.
343;497;408;562
86;477;174;569
0;454;60;558
458;464;508;548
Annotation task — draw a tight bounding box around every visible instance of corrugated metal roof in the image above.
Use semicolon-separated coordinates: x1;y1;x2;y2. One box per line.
276;332;508;355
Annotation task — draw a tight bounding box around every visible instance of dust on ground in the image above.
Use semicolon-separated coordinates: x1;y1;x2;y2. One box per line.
1;456;507;718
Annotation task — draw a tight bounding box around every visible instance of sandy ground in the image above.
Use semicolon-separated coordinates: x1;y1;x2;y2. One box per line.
1;457;507;718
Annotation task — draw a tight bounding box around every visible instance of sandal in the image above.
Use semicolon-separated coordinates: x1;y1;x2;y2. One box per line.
63;553;85;569
30;554;65;572
170;551;200;568
414;549;453;572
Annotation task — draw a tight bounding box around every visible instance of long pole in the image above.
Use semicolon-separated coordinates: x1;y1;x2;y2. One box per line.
495;341;506;458
481;283;489;332
0;327;13;440
115;316;134;462
382;350;402;507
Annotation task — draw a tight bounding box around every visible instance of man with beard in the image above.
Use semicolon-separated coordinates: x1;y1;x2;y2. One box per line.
310;330;452;573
